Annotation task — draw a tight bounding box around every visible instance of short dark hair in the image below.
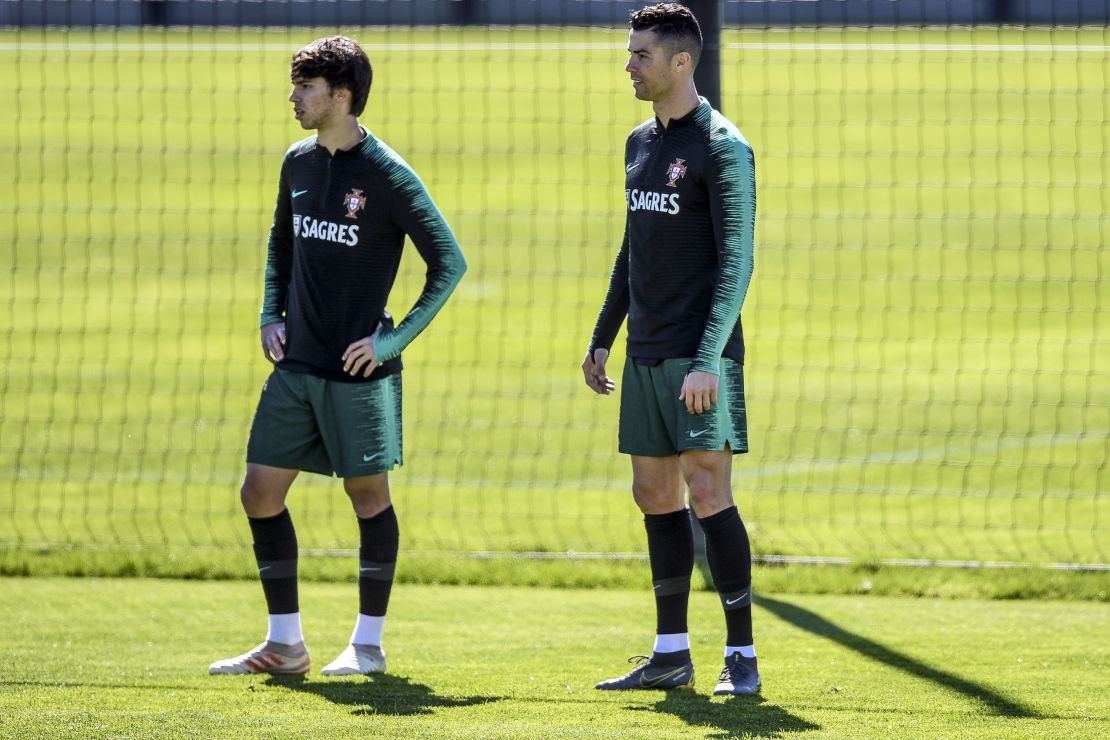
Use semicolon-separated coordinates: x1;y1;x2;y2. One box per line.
628;3;703;69
290;36;372;116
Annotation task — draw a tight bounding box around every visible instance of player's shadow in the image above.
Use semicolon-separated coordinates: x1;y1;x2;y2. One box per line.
265;673;501;716
646;691;820;739
754;595;1039;718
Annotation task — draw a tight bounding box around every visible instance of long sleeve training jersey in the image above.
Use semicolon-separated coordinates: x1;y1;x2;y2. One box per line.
589;98;755;375
261;130;466;382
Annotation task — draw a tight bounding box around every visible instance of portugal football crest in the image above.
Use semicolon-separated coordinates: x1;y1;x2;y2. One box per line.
344;188;367;219
665;158;687;188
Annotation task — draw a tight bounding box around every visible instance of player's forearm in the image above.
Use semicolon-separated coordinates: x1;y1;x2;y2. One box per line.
372;151;470;361
693;143;756;374
260;161;294;328
692;240;753;374
589;287;628;355
588;239;630;353
373;239;466;362
259;235;292;327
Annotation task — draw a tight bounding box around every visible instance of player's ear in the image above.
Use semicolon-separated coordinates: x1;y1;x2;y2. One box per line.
335;88;350;110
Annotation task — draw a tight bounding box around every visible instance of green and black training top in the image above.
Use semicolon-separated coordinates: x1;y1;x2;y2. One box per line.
589;98;756;375
261;130;466;382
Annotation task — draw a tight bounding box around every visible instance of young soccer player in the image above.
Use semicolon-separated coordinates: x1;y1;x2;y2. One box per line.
209;36;466;677
582;3;760;695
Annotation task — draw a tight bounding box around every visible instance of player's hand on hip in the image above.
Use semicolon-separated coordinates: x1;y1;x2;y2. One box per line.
342;322;383;378
582;348;616;395
261;322;286;363
679;370;718;414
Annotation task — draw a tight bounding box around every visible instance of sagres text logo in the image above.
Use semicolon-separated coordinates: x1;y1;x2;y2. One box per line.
626;188;680;214
294;214;360;246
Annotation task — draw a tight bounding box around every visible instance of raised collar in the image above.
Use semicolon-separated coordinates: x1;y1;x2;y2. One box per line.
316;125;371;157
654;97;711;134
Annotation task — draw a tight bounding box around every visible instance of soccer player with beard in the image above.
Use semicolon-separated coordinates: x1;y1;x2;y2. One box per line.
583;4;759;696
209;36;465;677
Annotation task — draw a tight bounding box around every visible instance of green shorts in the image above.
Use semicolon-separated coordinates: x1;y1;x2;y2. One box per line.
618;357;748;457
246;366;403;478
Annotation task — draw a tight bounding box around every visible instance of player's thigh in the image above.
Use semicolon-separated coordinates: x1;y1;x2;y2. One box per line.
318;373;403;478
619;358;678;457
630;454;685;514
246;367;334;476
240;463;300;517
678;449;734;517
243;463;300;495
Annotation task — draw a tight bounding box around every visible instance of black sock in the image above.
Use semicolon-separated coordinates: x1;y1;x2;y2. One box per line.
644;508;694;639
358;505;399;618
249;508;299;615
650;648;692;667
698;506;753;647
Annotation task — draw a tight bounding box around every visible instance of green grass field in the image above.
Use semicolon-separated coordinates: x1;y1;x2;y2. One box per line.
1;577;1107;738
1;25;1108;572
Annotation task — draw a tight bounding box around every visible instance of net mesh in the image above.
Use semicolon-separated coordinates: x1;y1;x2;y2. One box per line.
1;5;1107;568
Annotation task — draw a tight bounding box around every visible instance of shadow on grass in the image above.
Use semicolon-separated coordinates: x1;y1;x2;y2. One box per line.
754;595;1039;718
265;673;501;716
642;691;820;739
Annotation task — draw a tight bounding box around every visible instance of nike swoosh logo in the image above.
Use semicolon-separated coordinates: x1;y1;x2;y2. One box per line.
640;666;688;688
362;453;379;462
688;429;711;438
292;189;308;198
725;596;746;606
626;163;639;172
258;566;271;573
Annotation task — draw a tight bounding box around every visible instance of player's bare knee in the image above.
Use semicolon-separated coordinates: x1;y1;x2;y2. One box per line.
343;476;389;498
343;476;391;517
632;481;678;514
687;476;733;517
239;481;284;517
239;480;258;509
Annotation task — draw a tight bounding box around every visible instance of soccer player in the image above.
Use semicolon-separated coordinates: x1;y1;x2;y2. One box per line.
583;4;759;696
209;36;466;677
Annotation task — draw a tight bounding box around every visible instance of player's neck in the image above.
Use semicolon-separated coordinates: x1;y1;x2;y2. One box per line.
316;116;363;155
653;82;700;129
